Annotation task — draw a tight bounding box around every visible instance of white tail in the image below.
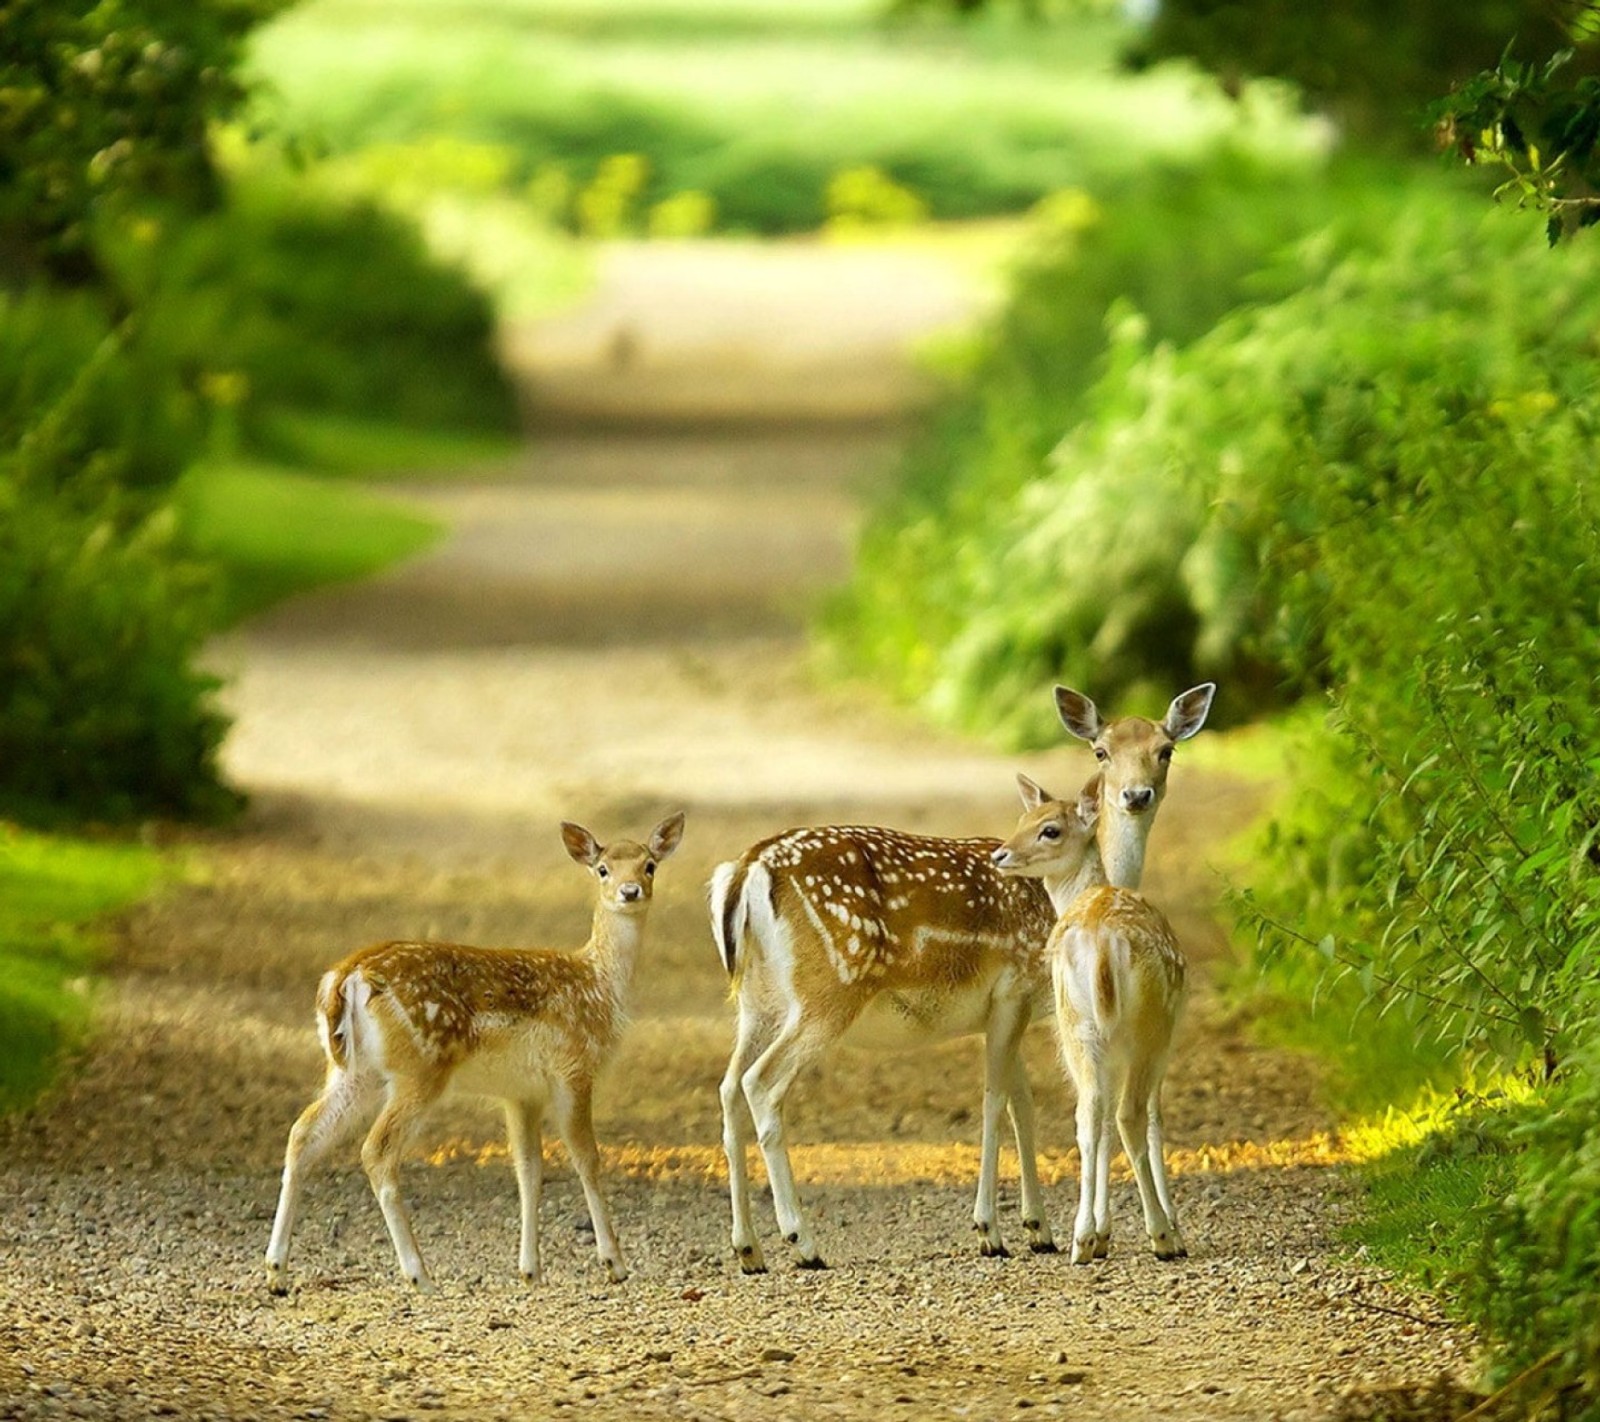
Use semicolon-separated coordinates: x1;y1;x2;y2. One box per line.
264;812;685;1294
710;684;1212;1272
992;787;1188;1264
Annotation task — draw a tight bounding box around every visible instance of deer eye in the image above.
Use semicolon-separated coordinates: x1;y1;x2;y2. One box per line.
1158;747;1173;764
1040;824;1061;840
645;862;656;876
1094;746;1109;763
597;865;610;879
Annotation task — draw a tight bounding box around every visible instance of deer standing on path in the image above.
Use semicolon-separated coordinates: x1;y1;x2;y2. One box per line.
992;779;1187;1264
264;813;685;1294
708;684;1213;1271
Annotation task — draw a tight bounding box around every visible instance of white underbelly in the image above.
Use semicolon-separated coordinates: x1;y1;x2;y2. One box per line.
843;981;999;1051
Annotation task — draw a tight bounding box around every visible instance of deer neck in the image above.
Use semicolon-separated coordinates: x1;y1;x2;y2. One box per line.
1041;849;1108;917
1097;804;1153;890
586;906;647;1005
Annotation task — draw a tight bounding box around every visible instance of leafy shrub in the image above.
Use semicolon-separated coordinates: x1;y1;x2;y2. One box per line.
0;479;231;824
1464;1040;1600;1418
821;152;1428;726
0;0;287;279
103;175;518;435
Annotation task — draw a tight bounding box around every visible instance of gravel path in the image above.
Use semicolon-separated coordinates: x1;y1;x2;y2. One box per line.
0;245;1474;1422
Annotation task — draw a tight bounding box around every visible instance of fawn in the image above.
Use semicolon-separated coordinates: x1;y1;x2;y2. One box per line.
264;812;685;1293
992;778;1187;1264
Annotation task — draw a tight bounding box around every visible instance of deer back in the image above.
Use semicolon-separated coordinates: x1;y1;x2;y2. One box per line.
740;825;1058;1003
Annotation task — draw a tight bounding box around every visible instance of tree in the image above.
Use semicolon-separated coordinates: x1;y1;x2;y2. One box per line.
0;0;285;285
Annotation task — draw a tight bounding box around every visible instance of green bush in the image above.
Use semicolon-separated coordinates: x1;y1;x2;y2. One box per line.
821;154;1446;731
1465;1040;1600;1418
104;175;518;436
0;479;232;824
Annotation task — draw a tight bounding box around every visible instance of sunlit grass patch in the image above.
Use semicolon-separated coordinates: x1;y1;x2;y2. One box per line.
178;457;443;625
251;408;519;478
0;826;166;1113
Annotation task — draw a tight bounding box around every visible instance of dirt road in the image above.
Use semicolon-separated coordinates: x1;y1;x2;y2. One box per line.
0;240;1472;1422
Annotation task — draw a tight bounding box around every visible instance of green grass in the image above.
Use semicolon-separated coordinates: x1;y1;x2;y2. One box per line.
250;407;520;477
0;826;166;1113
178;455;445;625
246;0;1319;234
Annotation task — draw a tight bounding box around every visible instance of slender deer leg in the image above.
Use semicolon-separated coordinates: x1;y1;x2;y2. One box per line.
265;1068;376;1293
1091;1095;1116;1259
742;1010;831;1269
553;1078;626;1283
361;1086;438;1292
974;998;1029;1258
505;1098;545;1282
1068;1055;1103;1265
1116;1080;1180;1261
1004;1051;1056;1253
721;992;776;1274
1144;1074;1186;1259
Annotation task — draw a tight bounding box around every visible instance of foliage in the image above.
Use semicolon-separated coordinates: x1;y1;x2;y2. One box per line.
0;476;233;825
1463;1036;1600;1417
820;153;1419;735
1433;29;1600;244
0;0;287;281
116;174;519;434
246;0;1316;234
1129;0;1595;144
825;165;929;231
0;824;165;1112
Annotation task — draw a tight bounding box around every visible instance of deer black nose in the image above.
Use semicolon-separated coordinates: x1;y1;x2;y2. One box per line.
620;882;643;902
990;847;1010;866
1122;787;1155;812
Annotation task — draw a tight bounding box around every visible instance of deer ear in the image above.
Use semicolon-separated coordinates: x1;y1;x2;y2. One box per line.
1164;683;1216;742
648;812;686;861
1054;686;1104;742
561;821;602;867
1076;774;1103;828
1016;773;1052;811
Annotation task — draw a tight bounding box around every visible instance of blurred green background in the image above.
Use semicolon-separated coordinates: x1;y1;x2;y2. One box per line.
5;0;1600;1407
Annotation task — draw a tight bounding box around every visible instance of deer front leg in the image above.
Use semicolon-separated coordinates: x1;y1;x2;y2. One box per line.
505;1099;545;1283
1004;1053;1057;1254
552;1079;626;1283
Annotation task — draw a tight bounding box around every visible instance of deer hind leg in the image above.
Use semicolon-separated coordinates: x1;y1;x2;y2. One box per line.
361;1082;441;1292
1116;1055;1183;1261
742;1008;835;1269
1064;1043;1108;1265
1004;1043;1056;1254
505;1098;545;1283
1143;1059;1186;1259
265;1066;378;1294
721;991;777;1274
552;1077;626;1283
1091;1085;1116;1260
974;998;1031;1259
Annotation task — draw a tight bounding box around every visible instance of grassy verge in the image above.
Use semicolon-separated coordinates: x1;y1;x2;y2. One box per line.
0;826;167;1113
177;452;447;626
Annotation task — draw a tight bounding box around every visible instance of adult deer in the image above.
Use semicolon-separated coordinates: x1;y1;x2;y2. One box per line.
708;684;1213;1271
264;813;685;1294
992;781;1187;1264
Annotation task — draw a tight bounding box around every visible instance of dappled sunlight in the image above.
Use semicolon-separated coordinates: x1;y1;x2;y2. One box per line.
424;1130;1359;1182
